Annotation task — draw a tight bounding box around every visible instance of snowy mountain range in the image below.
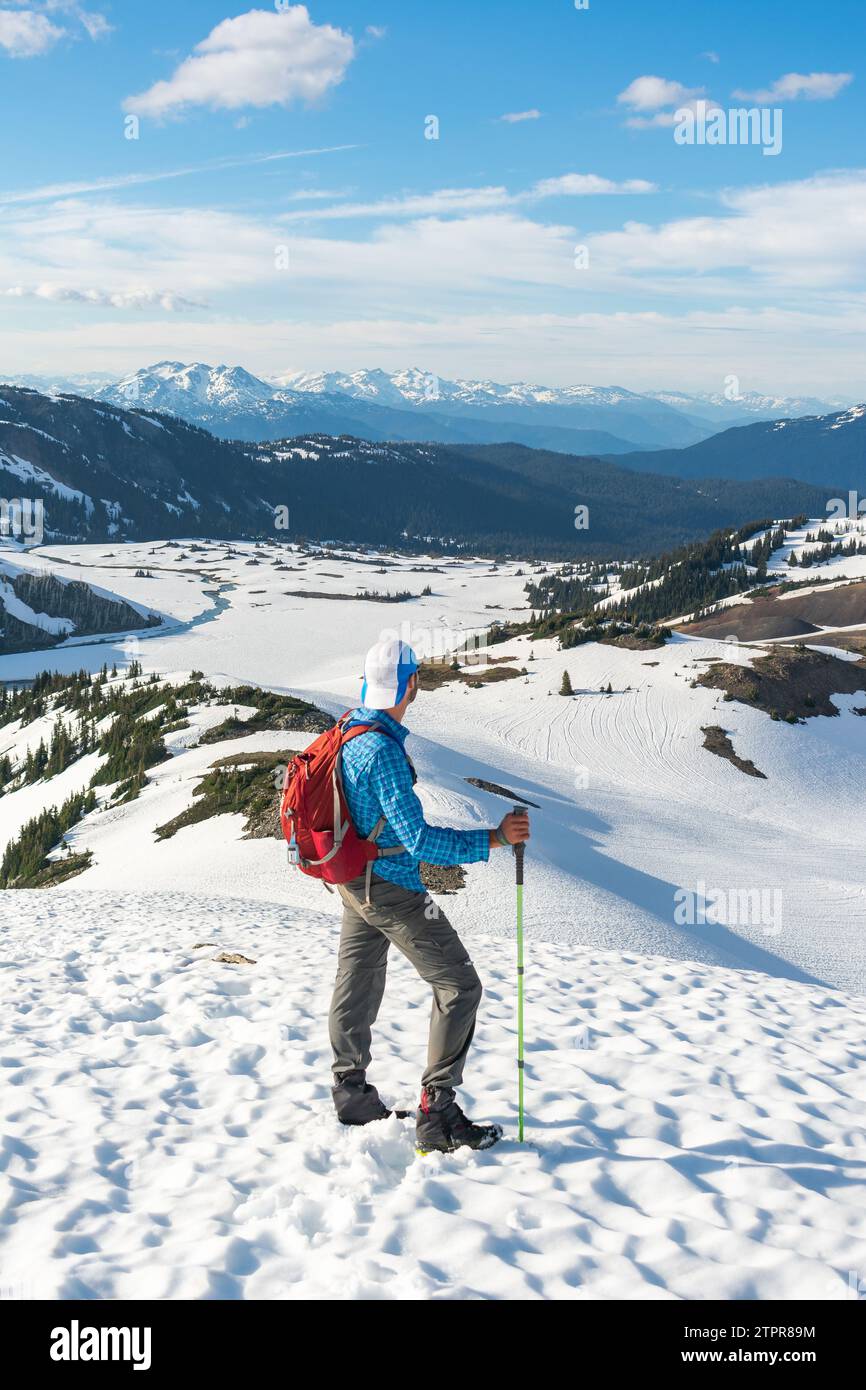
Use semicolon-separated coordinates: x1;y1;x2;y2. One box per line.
96;361;701;451
0;387;836;558
5;361;847;454
645;387;845;426
277;367;670;412
280;368;844;426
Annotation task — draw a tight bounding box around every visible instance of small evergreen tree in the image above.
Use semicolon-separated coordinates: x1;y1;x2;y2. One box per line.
560;671;573;696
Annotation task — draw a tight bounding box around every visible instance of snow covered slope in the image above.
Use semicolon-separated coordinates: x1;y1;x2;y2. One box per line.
1;891;865;1301
615;406;866;490
768;516;866;585
1;538;864;992
0;552;160;656
1;533;864;1303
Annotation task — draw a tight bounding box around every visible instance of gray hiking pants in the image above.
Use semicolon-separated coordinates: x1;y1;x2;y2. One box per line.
328;873;483;1092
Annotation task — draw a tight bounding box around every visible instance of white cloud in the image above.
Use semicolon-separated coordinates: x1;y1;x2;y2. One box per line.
627;97;722;130
0;9;64;56
123;5;355;119
4;173;863;308
0;2;110;55
0;195;580;308
3;284;203;310
528;174;656;197
281;214;579;293
286;187;347;202
617;75;703;111
0;199;279;300
733;71;853;103
499;109;541;123
76;9;112;41
617;76;713;128
280;173;656;222
701;51;720;64
2;171;863;395
589;171;866;290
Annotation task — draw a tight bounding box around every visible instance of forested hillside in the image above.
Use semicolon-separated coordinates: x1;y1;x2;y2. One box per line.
0;388;838;558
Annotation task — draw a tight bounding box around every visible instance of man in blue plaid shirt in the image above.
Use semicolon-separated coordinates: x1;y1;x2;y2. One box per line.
328;637;530;1154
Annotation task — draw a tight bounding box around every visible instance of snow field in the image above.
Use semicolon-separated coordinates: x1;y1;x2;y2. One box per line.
2;893;866;1300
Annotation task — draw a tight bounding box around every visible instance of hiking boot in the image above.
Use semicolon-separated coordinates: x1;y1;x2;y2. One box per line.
332;1070;391;1125
415;1087;503;1154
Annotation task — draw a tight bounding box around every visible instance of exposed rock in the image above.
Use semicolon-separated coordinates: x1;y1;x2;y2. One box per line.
697;646;866;721
701;726;766;779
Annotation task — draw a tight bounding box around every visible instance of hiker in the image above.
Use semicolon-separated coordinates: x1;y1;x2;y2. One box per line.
328;637;531;1153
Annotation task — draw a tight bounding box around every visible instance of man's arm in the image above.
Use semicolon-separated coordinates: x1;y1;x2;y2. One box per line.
370;748;489;866
370;746;530;864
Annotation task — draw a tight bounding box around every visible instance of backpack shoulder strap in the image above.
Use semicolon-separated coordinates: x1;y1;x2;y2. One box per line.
340;719;400;748
342;722;417;786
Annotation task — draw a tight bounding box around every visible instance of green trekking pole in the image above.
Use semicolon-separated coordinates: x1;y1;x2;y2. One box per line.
513;804;526;1142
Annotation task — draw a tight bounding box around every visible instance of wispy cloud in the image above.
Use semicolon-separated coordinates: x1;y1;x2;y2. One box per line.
589;171;866;290
2;284;204;310
528;174;655;197
123;5;356;119
286;187;348;202
74;7;111;41
0;2;110;56
0;200;582;307
2;169;865;394
279;173;656;222
7;304;861;397
279;186;514;222
732;71;853;103
0;145;360;207
499;109;541;123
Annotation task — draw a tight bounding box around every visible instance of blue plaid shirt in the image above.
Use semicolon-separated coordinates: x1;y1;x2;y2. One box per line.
340;707;490;892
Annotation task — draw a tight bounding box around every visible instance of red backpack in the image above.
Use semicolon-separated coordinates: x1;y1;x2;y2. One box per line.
280;712;411;896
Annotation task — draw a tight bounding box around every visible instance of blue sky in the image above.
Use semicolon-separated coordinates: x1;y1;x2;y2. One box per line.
0;0;863;394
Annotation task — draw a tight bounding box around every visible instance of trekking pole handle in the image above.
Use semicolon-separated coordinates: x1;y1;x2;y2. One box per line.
512;803;526;883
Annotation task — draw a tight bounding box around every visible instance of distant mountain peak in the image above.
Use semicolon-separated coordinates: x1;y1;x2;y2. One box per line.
17;360;842;455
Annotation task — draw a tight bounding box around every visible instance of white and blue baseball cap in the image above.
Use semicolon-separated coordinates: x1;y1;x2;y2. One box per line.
361;637;419;709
